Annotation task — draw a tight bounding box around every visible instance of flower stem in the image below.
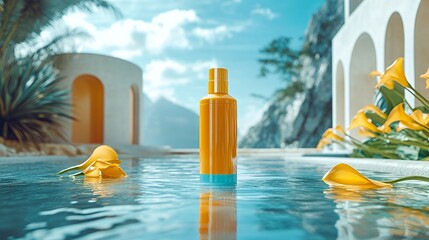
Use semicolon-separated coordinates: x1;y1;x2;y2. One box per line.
383;176;429;184
57;165;81;174
70;171;84;177
406;86;429;107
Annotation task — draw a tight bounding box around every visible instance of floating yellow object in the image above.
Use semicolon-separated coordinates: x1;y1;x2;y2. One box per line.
83;159;126;178
322;163;392;189
58;145;127;178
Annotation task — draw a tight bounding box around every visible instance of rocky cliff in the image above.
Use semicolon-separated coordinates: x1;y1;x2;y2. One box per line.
240;0;344;148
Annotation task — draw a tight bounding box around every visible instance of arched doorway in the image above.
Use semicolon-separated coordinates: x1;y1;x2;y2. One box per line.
385;12;404;68
414;1;429;101
130;85;139;144
349;33;377;123
335;61;345;127
72;75;104;144
349;0;363;15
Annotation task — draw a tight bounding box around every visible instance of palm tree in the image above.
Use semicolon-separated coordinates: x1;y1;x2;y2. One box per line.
0;0;120;145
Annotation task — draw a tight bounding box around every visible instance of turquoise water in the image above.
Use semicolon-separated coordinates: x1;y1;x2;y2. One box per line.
1;156;429;239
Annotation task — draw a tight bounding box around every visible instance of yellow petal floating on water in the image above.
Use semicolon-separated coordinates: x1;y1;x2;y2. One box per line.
83;160;127;178
375;58;410;90
322;163;392;189
79;145;120;169
58;145;127;179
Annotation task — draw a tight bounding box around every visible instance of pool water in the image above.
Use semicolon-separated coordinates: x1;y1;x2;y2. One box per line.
1;156;429;239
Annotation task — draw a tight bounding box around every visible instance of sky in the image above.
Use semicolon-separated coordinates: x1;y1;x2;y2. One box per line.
61;0;325;136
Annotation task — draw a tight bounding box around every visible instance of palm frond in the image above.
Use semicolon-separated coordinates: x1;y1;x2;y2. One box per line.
0;49;72;145
0;0;120;48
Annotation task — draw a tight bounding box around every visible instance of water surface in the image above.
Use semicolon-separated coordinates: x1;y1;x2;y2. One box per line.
1;156;429;239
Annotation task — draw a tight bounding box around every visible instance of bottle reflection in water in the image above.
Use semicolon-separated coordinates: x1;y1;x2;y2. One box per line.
199;187;236;240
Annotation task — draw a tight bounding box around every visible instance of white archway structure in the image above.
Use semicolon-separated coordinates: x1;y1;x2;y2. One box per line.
414;0;429;101
332;0;424;128
333;61;345;127
349;33;377;120
385;12;404;69
55;53;143;145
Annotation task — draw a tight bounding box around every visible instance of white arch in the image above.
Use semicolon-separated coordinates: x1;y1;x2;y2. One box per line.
335;61;345;127
130;84;140;144
414;0;429;102
349;33;377;123
349;0;363;15
385;12;404;68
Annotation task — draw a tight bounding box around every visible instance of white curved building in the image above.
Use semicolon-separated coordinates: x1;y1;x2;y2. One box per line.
55;53;143;145
332;0;428;128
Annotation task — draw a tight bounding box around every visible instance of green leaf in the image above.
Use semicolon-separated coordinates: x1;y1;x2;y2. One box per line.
378;83;405;114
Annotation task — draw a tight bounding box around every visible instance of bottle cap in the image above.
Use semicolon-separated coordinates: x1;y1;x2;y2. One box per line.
208;68;228;94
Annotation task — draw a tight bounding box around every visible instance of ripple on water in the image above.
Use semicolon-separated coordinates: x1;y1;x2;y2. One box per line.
0;157;429;239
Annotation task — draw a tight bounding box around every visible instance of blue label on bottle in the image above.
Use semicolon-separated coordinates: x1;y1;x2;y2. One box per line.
200;174;237;185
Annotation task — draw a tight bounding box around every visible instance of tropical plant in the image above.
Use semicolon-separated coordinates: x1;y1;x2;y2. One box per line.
0;0;119;145
258;36;307;100
259;37;303;81
0;48;71;143
318;58;429;160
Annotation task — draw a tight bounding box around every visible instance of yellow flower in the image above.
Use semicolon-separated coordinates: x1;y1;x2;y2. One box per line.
358;128;376;138
83;159;127;178
58;145;119;174
369;71;382;77
384;104;411;126
420;68;429;89
317;126;346;150
375;58;410;89
317;138;331;150
334;125;346;135
58;145;127;179
361;104;387;119
348;111;381;134
322;128;343;141
322;163;392;189
410;109;429;125
383;104;428;132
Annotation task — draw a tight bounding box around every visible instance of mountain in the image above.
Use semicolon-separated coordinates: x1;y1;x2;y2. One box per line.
239;0;344;148
143;96;199;148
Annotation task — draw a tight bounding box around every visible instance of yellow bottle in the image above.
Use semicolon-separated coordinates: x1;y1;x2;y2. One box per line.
200;68;237;184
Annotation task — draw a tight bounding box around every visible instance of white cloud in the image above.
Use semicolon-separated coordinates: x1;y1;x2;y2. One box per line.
251;7;278;20
61;9;199;58
60;9;245;59
193;24;244;43
144;58;219;101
